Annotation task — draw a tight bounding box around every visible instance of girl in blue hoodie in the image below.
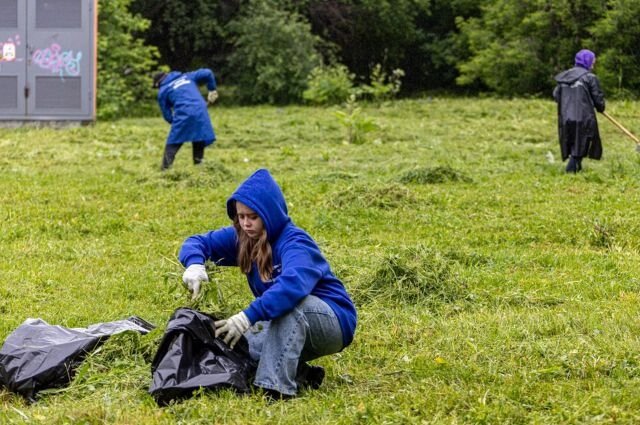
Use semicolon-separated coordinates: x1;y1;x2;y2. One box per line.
179;169;357;398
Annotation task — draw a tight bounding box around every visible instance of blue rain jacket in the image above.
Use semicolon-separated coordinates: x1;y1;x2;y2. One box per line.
157;69;217;146
179;169;357;348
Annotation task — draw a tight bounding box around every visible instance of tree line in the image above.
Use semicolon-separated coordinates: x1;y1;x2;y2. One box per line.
98;0;640;118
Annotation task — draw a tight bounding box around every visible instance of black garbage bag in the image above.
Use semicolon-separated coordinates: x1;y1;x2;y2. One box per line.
0;316;155;401
149;307;257;405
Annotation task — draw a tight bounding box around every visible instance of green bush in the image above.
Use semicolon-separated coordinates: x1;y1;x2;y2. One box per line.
359;64;405;101
97;0;161;120
333;95;379;144
227;0;320;104
303;65;355;105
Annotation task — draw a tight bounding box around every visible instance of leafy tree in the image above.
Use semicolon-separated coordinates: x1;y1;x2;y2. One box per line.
456;0;606;95
410;0;483;91
303;1;429;87
122;0;640;99
345;0;429;77
97;0;160;119
227;0;321;103
591;0;640;97
299;0;482;92
130;0;238;72
126;0;480;96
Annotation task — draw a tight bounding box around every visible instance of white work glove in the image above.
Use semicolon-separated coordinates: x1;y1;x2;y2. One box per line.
215;311;250;349
207;90;218;104
182;264;209;300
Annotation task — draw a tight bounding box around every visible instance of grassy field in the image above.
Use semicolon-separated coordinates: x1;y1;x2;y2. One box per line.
2;97;640;424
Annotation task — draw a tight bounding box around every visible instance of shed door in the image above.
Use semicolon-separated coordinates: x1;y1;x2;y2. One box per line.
26;0;93;117
0;0;27;116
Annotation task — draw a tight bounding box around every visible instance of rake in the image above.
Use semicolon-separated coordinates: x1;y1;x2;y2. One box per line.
602;111;640;152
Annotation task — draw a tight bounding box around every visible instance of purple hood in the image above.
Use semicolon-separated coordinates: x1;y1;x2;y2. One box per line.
575;49;596;70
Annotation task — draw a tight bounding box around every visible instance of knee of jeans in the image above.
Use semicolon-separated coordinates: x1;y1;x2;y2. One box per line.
272;308;308;332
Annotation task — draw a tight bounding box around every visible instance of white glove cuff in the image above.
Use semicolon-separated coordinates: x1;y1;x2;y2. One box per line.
240;311;250;327
187;264;205;272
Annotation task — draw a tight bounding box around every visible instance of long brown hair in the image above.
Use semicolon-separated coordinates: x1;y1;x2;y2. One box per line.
234;215;273;282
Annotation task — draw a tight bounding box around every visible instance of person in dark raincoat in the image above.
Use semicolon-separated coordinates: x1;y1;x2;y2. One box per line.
553;49;605;173
153;69;219;170
178;169;357;399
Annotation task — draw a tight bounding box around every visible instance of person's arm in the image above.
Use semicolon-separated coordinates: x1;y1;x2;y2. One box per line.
552;85;560;103
587;74;605;113
186;68;217;91
158;91;173;123
179;226;238;299
178;226;238;267
243;241;323;324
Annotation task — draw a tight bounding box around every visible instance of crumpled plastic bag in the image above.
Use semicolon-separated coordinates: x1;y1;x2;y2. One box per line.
149;307;256;405
0;316;154;401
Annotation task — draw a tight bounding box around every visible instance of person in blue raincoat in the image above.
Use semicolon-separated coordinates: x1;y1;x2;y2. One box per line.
153;69;219;170
178;169;357;399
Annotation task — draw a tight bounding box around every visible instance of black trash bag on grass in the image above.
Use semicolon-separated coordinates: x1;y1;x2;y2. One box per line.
149;307;257;406
0;316;155;401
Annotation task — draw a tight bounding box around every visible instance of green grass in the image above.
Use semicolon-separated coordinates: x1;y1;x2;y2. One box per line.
2;97;640;423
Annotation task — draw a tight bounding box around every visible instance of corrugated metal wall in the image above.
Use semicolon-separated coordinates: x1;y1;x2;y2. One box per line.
0;0;95;122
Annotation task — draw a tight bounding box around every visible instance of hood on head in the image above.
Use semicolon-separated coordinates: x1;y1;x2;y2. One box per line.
575;49;595;70
227;169;290;241
158;71;182;88
152;72;167;88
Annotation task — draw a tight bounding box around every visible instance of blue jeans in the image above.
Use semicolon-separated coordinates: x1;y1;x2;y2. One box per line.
244;295;343;396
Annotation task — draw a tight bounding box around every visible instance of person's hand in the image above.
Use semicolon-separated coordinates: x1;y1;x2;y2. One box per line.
215;312;250;349
182;264;209;300
207;90;218;104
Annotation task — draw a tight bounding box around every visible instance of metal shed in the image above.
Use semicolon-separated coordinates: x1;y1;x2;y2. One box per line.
0;0;97;124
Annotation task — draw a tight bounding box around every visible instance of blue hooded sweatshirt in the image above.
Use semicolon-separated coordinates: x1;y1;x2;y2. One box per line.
179;169;357;348
157;69;216;146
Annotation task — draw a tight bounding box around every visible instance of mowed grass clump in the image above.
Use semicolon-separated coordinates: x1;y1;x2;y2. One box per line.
355;244;467;306
399;165;471;184
327;182;414;210
589;218;617;249
157;160;234;188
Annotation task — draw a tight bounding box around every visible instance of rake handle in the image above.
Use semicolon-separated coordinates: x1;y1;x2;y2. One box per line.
602;111;640;144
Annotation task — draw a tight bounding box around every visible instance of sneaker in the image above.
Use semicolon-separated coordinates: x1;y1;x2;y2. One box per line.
297;364;325;390
261;388;295;402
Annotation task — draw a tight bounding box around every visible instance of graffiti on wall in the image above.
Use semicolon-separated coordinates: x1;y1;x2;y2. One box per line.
0;35;22;62
32;43;82;77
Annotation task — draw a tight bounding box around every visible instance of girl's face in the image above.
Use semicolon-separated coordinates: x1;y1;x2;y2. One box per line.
236;201;264;240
